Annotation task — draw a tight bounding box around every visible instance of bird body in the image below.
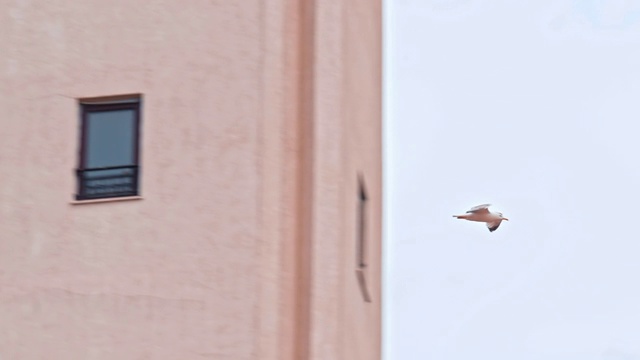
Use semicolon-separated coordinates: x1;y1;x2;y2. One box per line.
453;204;509;232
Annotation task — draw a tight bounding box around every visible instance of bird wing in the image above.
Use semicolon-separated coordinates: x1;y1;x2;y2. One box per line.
466;203;491;214
487;220;502;232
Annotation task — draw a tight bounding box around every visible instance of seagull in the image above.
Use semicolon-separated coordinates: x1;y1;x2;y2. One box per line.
453;204;509;232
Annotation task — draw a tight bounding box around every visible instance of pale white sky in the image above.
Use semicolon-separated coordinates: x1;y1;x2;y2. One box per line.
384;1;640;359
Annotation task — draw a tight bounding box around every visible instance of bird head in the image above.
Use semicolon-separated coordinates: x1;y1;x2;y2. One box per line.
497;212;509;221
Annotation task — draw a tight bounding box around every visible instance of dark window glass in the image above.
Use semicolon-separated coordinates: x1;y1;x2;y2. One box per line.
86;110;136;167
76;96;141;200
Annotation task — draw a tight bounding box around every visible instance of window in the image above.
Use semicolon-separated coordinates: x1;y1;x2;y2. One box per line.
355;174;372;302
357;175;368;268
75;95;142;200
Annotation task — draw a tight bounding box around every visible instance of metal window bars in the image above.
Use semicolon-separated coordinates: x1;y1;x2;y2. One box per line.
75;165;139;200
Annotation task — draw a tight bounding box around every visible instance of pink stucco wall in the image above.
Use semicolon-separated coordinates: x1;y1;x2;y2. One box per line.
0;0;381;359
1;1;263;359
306;0;383;359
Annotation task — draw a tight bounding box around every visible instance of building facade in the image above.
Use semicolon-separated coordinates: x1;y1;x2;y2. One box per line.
0;0;382;359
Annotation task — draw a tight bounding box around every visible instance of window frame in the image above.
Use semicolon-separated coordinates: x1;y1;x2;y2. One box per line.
76;96;142;201
357;175;368;269
355;174;372;302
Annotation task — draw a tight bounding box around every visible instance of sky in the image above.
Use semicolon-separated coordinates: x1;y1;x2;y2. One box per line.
384;0;640;359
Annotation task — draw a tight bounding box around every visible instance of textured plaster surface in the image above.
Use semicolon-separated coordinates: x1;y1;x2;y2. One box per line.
0;0;381;359
1;1;262;358
308;0;383;359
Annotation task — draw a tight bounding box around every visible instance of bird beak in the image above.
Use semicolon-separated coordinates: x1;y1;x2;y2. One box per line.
503;218;509;221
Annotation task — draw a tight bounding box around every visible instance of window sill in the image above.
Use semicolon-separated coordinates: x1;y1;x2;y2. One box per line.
70;196;143;205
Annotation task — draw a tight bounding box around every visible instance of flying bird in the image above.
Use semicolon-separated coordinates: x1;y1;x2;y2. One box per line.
453;204;509;232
